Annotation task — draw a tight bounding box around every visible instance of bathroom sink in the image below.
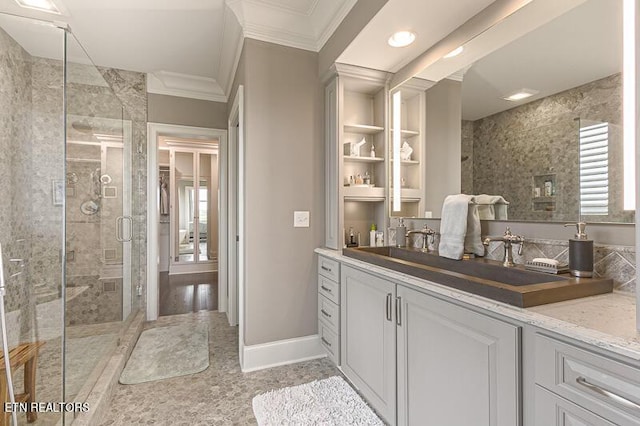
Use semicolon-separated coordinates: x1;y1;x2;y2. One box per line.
343;246;613;307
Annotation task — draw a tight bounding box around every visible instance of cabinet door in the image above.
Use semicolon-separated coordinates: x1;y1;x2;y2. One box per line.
397;285;520;426
341;265;396;425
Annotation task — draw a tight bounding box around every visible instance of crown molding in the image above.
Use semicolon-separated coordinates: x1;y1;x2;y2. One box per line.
226;0;356;53
147;71;227;103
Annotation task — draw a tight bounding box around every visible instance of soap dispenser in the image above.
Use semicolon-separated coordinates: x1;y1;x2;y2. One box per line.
396;218;406;247
564;222;593;277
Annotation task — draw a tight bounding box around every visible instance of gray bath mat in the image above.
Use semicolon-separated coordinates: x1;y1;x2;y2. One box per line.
120;323;209;384
252;376;383;425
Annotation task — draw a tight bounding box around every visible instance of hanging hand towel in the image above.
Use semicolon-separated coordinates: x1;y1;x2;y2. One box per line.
464;203;485;256
438;194;474;260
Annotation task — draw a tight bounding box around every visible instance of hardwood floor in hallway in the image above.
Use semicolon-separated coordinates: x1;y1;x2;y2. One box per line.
158;271;218;316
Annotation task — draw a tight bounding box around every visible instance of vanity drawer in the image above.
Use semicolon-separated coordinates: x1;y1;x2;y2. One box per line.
319;321;339;364
535;334;640;425
318;256;340;282
318;274;340;305
535;385;616;426
318;294;339;332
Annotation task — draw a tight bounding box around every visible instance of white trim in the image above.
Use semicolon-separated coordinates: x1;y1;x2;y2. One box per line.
241;335;326;373
146;123;227;321
169;262;217;276
315;0;357;51
147;71;227;102
228;85;245;367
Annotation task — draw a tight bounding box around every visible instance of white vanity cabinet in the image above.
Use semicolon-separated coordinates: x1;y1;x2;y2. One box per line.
340;263;520;426
396;285;520;426
318;255;340;364
340;264;397;424
533;334;640;425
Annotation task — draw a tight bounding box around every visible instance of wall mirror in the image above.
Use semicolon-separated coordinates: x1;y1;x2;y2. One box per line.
390;0;635;224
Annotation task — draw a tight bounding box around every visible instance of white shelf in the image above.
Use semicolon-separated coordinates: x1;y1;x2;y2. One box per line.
343;186;385;201
344;123;385;134
344;155;384;163
391;128;420;137
391;159;420;165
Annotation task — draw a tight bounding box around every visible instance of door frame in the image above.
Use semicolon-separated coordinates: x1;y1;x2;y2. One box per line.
146;123;227;321
228;85;245;364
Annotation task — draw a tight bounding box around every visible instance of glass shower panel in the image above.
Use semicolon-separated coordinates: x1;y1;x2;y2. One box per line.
0;13;66;425
64;32;133;406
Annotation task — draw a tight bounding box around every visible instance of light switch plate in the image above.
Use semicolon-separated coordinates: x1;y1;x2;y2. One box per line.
294;211;310;227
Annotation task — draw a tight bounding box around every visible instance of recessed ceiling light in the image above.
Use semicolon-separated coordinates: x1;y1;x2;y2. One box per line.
444;46;464;58
503;88;539;101
388;31;416;48
14;0;60;14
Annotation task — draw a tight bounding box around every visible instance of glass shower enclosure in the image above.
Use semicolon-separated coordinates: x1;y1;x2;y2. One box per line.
0;12;139;425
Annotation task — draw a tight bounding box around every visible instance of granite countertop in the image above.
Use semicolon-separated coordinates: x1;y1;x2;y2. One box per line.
316;247;640;362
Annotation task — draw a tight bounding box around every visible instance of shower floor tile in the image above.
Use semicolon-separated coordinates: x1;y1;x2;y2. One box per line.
100;311;339;425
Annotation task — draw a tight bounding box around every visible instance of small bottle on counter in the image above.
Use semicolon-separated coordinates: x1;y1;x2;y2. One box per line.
370;223;377;247
396;217;406;247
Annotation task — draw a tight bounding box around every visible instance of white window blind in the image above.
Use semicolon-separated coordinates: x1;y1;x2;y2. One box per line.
579;122;609;215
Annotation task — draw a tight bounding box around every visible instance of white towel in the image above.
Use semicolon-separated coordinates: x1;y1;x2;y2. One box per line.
464;204;484;256
475;194;509;220
439;194;484;260
438;194;473;260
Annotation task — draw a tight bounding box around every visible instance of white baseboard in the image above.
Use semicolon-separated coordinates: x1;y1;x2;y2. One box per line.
242;334;326;373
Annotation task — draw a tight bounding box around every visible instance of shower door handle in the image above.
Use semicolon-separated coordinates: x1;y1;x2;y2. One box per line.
116;216;133;242
123;216;133;242
115;216;124;242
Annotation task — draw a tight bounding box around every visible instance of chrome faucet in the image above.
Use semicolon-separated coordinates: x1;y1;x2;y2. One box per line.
407;225;436;252
483;227;525;267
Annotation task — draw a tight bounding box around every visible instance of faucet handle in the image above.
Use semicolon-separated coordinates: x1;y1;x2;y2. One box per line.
518;238;524;255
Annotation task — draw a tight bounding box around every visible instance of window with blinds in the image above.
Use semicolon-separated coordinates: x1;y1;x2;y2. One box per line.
579;122;609;215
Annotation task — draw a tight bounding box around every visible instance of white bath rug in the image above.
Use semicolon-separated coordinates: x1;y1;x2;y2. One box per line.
252;376;383;425
119;323;209;384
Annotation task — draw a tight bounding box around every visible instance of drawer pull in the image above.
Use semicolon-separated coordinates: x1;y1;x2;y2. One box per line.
576;376;640;411
320;285;332;293
320;309;332;318
321;265;332;272
321;337;332;347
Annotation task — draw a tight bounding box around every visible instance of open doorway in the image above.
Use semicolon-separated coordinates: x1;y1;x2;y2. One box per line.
147;124;227;321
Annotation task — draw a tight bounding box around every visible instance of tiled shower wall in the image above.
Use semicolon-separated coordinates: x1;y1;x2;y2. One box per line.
463;73;632;223
63;64;147;325
0;29;66;413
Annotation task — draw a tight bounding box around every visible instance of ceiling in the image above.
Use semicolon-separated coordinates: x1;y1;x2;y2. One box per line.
0;0;356;101
337;0;496;73
460;0;622;120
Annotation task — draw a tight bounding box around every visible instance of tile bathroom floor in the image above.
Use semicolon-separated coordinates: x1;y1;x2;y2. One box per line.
100;311;340;425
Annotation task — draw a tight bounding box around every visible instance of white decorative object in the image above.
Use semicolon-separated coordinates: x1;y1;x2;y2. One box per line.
350;137;367;157
400;141;413;161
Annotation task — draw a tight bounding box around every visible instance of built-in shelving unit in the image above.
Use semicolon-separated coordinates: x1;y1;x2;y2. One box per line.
325;64;390;248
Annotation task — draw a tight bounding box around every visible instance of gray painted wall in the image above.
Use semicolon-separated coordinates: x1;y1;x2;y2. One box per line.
148;93;227;129
239;39;324;346
425;79;462;215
